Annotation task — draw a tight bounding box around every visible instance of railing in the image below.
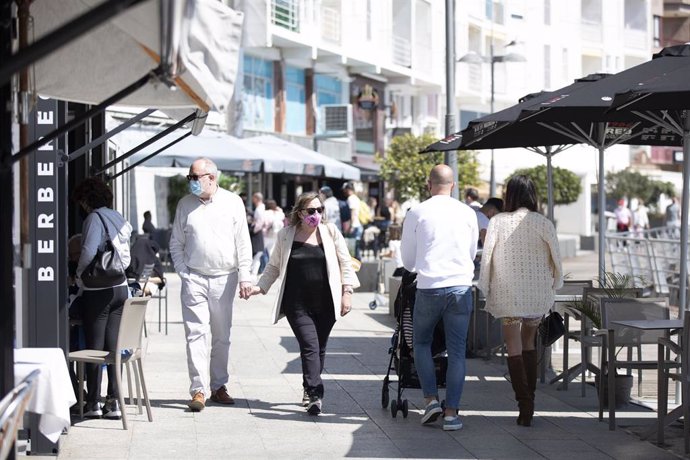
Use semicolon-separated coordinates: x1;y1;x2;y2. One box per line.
320;6;341;44
272;0;300;33
606;226;685;306
392;34;412;68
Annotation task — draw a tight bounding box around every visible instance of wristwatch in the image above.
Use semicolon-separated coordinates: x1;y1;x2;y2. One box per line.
343;286;354;295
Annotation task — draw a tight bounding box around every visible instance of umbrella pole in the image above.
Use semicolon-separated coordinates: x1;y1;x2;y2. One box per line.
546;147;554;224
679;115;690;318
598;145;606;283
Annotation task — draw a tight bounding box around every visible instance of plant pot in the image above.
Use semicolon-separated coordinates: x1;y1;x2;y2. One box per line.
595;374;634;409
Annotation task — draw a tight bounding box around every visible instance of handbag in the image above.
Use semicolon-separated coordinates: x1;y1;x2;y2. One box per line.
538;310;566;347
80;211;127;289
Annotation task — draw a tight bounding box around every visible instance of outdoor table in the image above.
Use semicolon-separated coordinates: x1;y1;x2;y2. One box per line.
14;347;76;445
609;319;683;442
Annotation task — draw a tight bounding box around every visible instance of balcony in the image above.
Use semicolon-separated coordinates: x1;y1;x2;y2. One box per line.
272;0;300;33
392;34;412;68
320;6;341;45
664;1;690;18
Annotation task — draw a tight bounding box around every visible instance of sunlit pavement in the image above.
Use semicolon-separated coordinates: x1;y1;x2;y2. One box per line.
47;251;687;459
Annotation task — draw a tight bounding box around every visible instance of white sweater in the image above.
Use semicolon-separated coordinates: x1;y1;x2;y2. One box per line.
478;208;564;318
401;195;478;289
169;187;252;280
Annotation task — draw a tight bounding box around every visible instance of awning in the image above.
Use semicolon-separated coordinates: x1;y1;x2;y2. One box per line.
32;0;243;113
239;135;361;181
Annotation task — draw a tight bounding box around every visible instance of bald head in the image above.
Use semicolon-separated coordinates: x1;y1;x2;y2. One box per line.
428;164;455;196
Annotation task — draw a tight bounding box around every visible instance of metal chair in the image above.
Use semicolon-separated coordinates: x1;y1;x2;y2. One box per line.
69;297;153;430
657;313;690;452
0;369;40;460
578;287;643;397
597;297;677;430
551;279;593;390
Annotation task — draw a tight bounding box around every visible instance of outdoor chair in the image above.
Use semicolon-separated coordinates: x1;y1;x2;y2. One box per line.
578;287;643;397
69;297;153;430
597;297;678;430
551;279;593;391
657;312;690;452
0;369;40;460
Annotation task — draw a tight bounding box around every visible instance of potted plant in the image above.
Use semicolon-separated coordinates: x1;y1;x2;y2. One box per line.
566;272;645;408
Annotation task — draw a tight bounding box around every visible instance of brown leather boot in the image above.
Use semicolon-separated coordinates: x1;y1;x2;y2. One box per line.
507;355;532;427
522;350;538;425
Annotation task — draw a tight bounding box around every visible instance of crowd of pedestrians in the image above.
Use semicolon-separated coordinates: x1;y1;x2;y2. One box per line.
67;157;570;430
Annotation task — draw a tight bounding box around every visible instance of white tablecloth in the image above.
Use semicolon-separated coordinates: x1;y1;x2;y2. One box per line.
14;348;76;443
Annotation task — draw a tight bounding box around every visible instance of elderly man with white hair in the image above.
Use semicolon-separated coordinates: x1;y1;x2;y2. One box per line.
170;157;253;411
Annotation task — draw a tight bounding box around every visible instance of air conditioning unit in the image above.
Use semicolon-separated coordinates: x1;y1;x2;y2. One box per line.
318;104;353;135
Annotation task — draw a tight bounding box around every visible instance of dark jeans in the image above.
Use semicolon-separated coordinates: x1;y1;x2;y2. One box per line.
286;307;336;398
80;286;128;403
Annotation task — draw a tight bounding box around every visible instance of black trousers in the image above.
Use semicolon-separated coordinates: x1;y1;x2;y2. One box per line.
286;307;335;398
80;286;129;403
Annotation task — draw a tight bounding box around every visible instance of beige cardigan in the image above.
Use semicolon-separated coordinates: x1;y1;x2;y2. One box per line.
257;223;360;324
478;208;563;318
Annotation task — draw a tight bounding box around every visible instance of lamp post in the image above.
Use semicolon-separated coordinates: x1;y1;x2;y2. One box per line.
458;43;525;197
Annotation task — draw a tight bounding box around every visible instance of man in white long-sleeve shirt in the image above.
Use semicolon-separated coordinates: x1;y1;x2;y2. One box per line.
400;164;478;431
170;157;253;412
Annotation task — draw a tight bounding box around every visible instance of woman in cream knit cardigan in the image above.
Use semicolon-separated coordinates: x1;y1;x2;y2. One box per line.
478;175;563;427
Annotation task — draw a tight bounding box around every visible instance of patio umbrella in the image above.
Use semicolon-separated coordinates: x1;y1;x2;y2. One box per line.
607;45;690;313
512;46;689;283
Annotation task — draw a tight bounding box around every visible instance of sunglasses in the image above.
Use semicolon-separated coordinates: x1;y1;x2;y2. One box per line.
186;173;211;181
304;207;324;215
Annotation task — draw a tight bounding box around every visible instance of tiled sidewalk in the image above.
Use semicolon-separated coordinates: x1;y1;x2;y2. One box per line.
49;252;685;459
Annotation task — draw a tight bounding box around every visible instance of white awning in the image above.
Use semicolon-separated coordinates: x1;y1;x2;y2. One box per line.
239;135;361;181
32;0;243;113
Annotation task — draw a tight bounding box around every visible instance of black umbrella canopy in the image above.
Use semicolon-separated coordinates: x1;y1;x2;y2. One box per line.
522;45;690;125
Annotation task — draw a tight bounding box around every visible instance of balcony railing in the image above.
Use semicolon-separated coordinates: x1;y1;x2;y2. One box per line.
392;34;412;68
272;0;300;33
320;6;341;44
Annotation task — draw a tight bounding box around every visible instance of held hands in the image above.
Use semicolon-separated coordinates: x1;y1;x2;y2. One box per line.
239;281;254;300
239;282;262;300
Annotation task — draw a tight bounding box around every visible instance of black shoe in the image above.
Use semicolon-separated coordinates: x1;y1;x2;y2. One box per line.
83;401;102;418
306;396;322;415
103;398;122;420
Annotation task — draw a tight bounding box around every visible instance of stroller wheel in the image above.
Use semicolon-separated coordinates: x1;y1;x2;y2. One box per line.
381;381;390;409
401;399;409;418
369;300;377;310
390;399;398;418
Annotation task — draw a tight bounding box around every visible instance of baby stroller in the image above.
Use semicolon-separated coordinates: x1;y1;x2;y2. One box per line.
381;269;447;418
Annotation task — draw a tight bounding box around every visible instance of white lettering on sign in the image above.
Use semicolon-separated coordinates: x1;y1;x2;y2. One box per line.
37;111;54;125
37;162;54;176
37;187;53;202
37;267;54;281
37;240;54;254
37;213;54;229
38;138;54;151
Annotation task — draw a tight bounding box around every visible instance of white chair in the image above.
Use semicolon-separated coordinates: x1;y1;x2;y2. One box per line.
0;369;40;460
69;297;153;430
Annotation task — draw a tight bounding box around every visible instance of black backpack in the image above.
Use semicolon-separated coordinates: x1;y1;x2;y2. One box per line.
338;199;351;223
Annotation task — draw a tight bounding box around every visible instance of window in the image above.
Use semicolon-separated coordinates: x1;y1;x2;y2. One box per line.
544;44;551;89
624;0;647;31
581;0;602;24
315;75;343;106
242;55;274;131
544;0;551;25
653;15;661;47
366;0;372;41
285;66;306;134
562;48;568;81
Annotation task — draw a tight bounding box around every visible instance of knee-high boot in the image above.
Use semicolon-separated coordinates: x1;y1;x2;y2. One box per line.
521;350;538;425
507;355;533;427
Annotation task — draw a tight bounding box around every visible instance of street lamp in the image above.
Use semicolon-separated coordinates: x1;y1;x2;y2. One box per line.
458;42;526;197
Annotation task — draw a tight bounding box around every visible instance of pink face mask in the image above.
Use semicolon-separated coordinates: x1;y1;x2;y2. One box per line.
303;213;321;228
